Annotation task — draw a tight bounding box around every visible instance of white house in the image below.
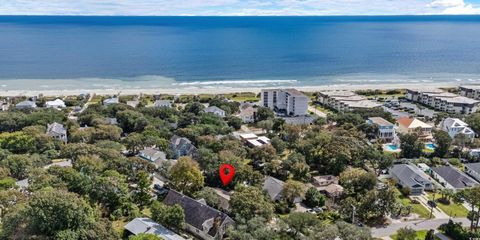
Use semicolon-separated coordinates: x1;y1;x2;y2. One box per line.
237;106;256;123
367;117;396;142
441;118;475;139
204;106;226;117
261;89;308;116
46;122;68;143
45;99;66;109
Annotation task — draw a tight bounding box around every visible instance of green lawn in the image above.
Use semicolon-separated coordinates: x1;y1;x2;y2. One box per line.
394;188;430;219
426;192;469;217
390;230;440;240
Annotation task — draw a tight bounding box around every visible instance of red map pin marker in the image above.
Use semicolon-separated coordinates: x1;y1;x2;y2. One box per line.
219;164;235;186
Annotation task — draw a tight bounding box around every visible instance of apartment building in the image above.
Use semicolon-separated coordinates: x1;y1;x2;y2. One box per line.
261;89;308;116
406;88;479;114
317;90;381;112
460;85;480;100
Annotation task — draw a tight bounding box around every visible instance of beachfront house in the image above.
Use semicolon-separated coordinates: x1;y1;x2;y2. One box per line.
441;117;475;140
163;190;234;240
261;89;308;116
169;135;198;160
396;117;433;141
154;100;172;108
124;217;185;240
45;99;66;109
15;100;37;110
367;117;396;142
465;163;480;183
46;122;68;143
103;97;119;106
431;165;479;191
390;164;434;195
204;106;226;117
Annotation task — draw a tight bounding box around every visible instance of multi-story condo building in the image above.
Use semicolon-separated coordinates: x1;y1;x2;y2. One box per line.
460;85;480;100
367;117;396;142
406;88;479;114
317;90;381;112
261;89;308;116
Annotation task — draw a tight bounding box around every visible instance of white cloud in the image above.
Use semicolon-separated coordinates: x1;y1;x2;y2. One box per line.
0;0;479;16
428;0;480;14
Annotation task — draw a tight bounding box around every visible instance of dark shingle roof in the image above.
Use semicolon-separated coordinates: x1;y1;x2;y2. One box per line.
262;176;284;201
390;164;432;188
466;163;480;174
432;166;478;189
163;190;233;238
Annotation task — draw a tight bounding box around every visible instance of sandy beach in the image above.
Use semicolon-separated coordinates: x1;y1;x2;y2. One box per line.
0;82;466;97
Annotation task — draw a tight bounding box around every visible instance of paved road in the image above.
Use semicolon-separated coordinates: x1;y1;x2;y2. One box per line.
372;218;469;237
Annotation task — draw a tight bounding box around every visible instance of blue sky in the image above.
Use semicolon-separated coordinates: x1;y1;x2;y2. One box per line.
0;0;480;16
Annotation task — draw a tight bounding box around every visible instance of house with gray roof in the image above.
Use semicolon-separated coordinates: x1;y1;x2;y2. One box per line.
124;217;185;240
138;148;167;168
154;100;172;108
262;176;302;203
15;100;37;110
390;164;434;195
204;106;226;117
163;190;234;240
263;176;284;202
103;97;119;106
169;135;198;160
46;122;67;143
465;162;480;183
432;165;479;190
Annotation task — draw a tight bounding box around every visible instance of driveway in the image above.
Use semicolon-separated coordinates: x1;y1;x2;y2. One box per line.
372;218;469;237
411;194;449;219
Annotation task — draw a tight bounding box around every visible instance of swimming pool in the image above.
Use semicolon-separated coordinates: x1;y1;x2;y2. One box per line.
425;143;436;150
385;144;399;151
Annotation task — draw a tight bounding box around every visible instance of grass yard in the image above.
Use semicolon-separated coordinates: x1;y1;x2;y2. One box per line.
394;188;430;219
390;230;440;240
426;192;469;217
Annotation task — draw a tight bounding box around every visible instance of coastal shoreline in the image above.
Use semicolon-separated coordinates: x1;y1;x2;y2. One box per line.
0;82;466;97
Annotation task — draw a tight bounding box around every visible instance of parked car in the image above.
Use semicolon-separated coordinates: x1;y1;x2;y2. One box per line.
427;200;437;208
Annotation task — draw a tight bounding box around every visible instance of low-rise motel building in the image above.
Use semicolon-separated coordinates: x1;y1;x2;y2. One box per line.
316;90;381;112
406;88;480;114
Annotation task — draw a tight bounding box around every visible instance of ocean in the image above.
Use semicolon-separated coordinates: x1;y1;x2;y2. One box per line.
1;15;480;91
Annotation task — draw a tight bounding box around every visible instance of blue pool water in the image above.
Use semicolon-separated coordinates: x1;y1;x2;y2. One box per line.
425;143;436;150
385;144;399;151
